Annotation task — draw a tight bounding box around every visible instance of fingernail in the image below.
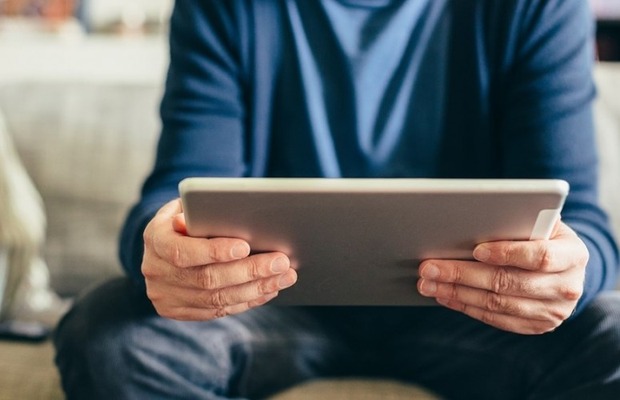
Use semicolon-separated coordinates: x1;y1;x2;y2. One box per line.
421;264;440;279
278;271;297;289
419;279;437;295
231;243;250;259
473;245;491;262
271;257;289;273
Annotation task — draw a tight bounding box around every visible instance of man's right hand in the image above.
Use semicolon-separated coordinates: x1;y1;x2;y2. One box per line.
141;199;297;321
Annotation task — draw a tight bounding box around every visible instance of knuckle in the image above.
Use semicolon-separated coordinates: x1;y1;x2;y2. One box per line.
196;268;217;290
146;288;164;304
207;242;227;263
449;283;459;300
451;265;465;284
210;290;228;308
213;307;230;320
485;292;505;312
546;306;568;325
256;278;273;296
150;230;172;261
141;261;156;280
558;284;582;302
531;305;569;334
168;242;187;268
536;246;555;271
246;257;262;280
142;225;153;247
491;267;513;294
206;243;220;262
500;245;512;265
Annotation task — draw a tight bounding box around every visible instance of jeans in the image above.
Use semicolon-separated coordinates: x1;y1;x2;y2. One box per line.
54;277;620;400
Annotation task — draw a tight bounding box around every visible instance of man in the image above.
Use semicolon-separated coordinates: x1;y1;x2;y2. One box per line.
54;1;620;399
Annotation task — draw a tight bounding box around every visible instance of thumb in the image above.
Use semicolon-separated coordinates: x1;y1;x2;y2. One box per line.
154;199;187;234
156;198;183;217
172;213;187;235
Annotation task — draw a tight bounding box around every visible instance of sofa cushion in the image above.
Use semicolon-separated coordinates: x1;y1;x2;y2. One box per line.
594;63;620;240
0;83;161;296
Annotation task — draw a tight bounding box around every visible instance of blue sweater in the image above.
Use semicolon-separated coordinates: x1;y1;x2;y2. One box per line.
120;0;619;314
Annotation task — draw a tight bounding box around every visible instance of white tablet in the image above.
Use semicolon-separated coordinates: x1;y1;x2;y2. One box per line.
179;178;569;306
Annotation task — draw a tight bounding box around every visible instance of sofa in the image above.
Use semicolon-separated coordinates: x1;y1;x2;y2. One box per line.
0;58;618;399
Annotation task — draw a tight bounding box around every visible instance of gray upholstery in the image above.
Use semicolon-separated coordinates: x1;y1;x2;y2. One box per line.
595;64;620;241
0;83;161;296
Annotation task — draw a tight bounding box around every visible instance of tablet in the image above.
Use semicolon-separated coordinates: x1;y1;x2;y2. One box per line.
179;178;569;306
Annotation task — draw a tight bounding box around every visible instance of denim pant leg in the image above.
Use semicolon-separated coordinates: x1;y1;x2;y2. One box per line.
53;277;354;400
370;292;620;400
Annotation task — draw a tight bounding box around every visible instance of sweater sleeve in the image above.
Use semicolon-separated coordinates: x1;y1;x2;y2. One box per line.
119;0;249;283
498;0;619;314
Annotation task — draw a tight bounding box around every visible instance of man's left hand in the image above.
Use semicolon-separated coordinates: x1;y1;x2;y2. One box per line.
417;221;588;335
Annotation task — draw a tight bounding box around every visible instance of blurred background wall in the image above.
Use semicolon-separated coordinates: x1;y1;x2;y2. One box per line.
0;0;173;35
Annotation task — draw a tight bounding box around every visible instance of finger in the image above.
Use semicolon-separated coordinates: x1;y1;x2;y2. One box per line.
156;292;279;321
417;278;573;323
172;213;187;235
472;223;589;273
162;269;297;309
170;252;292;290
149;229;251;269
434;298;561;335
155;198;183;218
418;260;582;300
144;200;251;267
200;268;297;307
151;199;185;234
